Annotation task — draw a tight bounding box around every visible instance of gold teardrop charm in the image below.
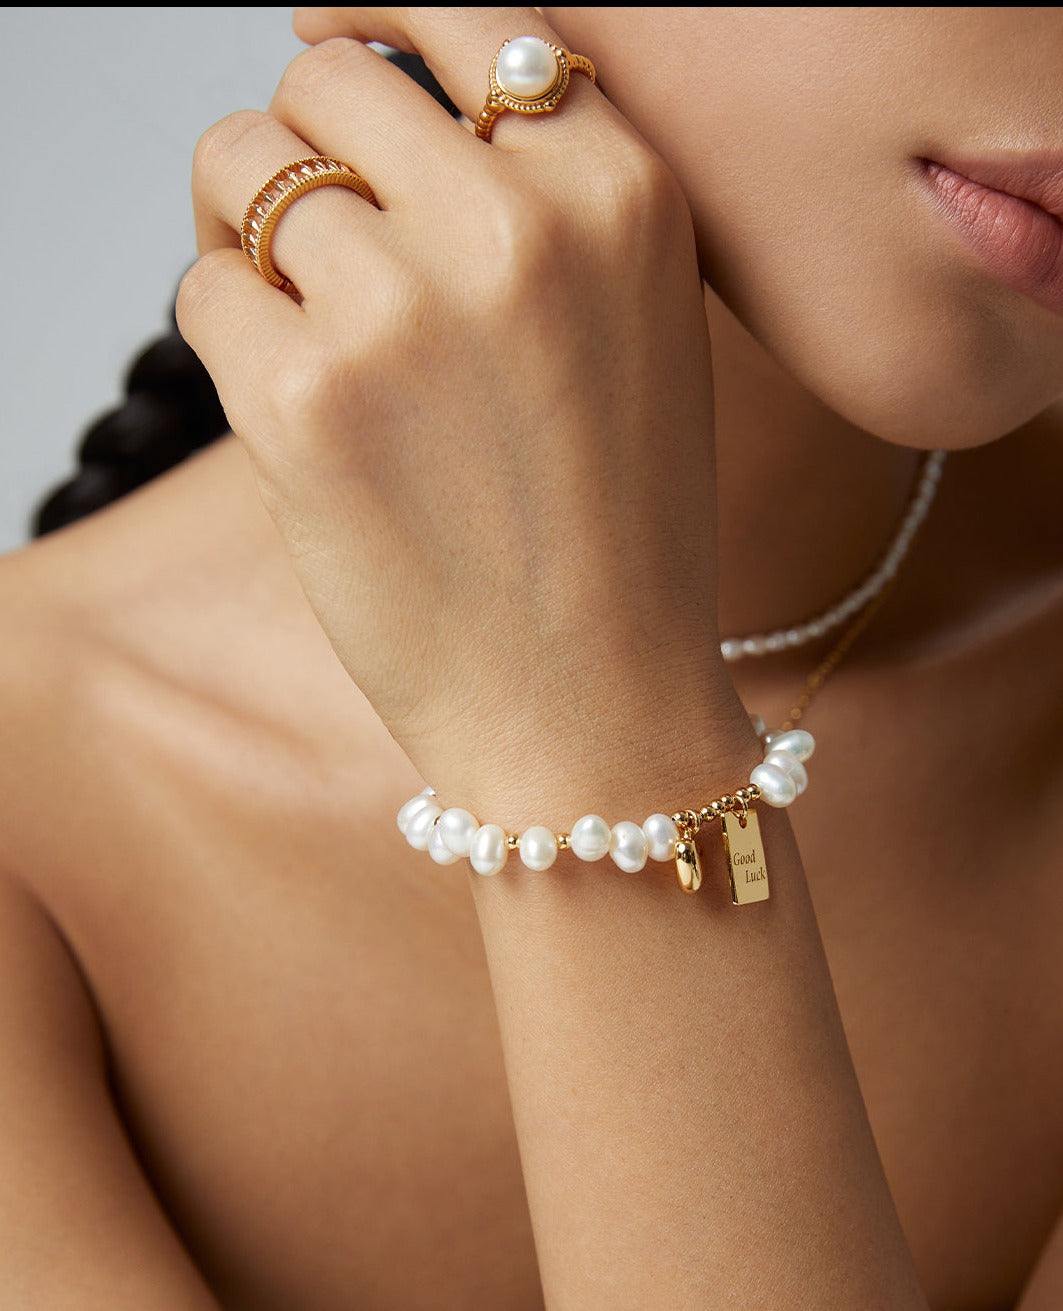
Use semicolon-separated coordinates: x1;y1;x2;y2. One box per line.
675;838;702;893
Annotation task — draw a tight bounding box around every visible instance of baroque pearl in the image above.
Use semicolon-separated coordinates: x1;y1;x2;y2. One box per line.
396;789;435;834
470;824;508;876
610;821;649;873
495;36;559;100
765;750;808;796
438;807;479;857
520;826;558;871
428;822;462;865
642;813;679;862
570;814;611;862
749;762;797;808
405;802;443;850
765;728;815;762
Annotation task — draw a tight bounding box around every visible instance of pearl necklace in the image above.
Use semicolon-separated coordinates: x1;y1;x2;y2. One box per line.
720;449;947;661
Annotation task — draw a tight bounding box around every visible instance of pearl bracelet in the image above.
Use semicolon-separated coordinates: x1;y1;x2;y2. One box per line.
396;726;814;899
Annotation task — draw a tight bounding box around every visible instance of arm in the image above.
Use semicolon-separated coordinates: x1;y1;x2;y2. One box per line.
171;7;949;1305
458;698;929;1310
0;868;221;1310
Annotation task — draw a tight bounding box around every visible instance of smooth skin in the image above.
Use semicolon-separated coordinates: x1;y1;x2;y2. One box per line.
1;6;1062;1309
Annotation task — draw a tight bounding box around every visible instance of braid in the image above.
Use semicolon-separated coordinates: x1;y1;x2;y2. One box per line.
31;54;459;541
31;294;229;538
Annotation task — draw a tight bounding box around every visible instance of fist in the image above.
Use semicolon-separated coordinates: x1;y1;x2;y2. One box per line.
176;8;730;812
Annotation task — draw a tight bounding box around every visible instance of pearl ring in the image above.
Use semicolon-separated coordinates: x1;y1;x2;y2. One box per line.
475;35;596;142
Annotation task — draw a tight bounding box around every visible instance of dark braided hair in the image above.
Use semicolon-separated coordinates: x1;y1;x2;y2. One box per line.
31;52;459;540
31;301;229;538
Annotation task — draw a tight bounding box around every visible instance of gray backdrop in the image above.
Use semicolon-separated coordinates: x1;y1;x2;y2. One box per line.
1;7;305;553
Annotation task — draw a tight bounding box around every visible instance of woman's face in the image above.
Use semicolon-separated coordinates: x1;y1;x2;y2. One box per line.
544;7;1063;448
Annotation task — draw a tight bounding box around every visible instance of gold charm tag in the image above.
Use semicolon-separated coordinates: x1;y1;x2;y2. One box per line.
722;810;769;904
675;836;702;894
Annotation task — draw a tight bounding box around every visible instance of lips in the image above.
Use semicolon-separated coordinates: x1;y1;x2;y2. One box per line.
919;149;1063;315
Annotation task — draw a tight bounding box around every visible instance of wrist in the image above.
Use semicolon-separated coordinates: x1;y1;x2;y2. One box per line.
414;676;759;835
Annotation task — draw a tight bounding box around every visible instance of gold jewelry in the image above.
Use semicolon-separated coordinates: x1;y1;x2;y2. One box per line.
396;755;797;901
475;35;595;142
240;156;377;296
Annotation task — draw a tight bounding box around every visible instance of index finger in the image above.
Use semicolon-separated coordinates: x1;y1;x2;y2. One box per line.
291;6;609;150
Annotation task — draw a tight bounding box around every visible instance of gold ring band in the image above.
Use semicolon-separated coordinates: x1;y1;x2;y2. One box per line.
475;36;595;142
240;156;378;296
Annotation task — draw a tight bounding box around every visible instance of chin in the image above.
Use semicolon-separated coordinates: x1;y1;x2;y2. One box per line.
815;331;1063;451
745;279;1063;451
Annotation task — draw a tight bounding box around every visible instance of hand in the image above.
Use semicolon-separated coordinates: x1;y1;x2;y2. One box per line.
177;7;740;817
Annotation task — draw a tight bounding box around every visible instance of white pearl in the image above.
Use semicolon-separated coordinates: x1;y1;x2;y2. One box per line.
609;821;649;873
570;814;611;861
765;728;815;762
765;750;808;796
720;639;743;662
428;822;462;865
519;826;558;872
495;36;559;100
742;635;768;656
438;807;479;857
642;814;679;862
396;792;435;834
405;802;443;850
469;824;508;876
750;762;798;808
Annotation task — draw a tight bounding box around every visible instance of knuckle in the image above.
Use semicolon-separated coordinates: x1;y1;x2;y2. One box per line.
269;348;339;427
264;337;367;454
273;36;364;112
192;109;272;188
472;179;567;301
174;250;230;328
586;139;688;239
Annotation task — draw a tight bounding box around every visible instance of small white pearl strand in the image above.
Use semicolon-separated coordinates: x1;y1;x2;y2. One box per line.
720;449;946;661
395;721;814;877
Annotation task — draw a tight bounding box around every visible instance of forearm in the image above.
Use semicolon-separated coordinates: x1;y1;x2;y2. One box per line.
463;695;929;1311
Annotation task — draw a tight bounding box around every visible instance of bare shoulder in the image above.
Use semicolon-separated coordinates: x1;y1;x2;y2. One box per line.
0;504;239;1306
0;444;541;1309
0;435;428;906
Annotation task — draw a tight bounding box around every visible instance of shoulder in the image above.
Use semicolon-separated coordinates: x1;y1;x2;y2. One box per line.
0;522;233;1308
0;437;424;909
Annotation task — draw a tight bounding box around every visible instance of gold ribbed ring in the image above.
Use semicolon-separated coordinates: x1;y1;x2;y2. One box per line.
240;156;378;296
475;36;595;142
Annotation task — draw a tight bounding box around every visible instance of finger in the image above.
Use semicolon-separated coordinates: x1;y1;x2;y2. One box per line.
192;108;382;301
291;7;608;152
268;38;482;201
175;247;302;443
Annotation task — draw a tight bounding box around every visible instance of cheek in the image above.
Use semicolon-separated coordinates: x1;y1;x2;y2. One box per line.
546;7;1063;448
698;149;1063;449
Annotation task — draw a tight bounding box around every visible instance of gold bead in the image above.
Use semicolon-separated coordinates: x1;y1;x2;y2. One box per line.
505;833;520;851
698;805;718;826
556;833;570;850
672;808;700;835
718;795;734;813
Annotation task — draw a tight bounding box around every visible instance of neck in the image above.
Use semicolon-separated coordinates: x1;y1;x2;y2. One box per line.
707;288;924;662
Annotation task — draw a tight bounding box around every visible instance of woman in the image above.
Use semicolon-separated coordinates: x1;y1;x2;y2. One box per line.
2;7;1061;1308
